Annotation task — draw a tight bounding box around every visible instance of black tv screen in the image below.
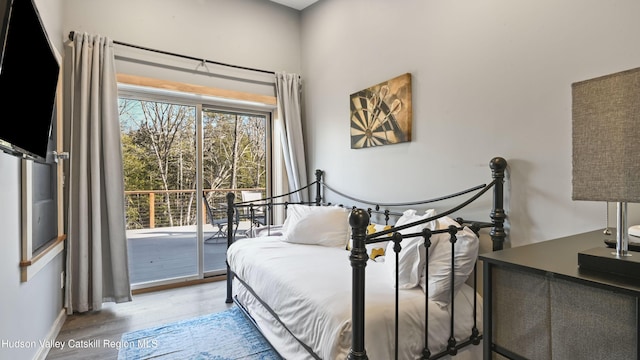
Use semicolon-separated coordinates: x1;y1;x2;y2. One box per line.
0;0;59;162
0;0;10;70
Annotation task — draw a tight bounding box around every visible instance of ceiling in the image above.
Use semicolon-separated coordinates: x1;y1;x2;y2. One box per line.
268;0;319;10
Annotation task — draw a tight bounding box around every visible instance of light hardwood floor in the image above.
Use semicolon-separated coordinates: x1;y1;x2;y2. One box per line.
45;279;232;360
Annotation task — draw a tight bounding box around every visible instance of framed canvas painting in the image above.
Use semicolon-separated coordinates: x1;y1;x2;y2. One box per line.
350;73;412;149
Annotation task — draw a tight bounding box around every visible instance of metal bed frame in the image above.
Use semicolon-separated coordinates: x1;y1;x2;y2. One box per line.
224;156;508;360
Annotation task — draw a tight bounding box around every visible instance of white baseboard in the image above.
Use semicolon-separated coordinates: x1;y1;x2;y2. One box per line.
33;308;67;360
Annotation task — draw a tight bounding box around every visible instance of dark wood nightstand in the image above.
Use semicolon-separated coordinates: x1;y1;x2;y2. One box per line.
479;230;640;359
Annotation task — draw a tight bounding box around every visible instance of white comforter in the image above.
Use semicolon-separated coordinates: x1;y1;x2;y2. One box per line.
227;236;482;360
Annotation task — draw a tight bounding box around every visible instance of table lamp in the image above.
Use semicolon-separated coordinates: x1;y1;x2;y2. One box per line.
572;66;640;279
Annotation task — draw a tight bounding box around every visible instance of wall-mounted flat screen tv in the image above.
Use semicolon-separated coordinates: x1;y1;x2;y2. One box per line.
0;0;59;162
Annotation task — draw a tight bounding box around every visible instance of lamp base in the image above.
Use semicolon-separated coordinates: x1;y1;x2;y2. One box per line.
578;247;640;280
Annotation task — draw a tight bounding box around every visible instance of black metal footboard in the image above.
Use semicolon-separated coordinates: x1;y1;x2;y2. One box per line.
348;156;507;360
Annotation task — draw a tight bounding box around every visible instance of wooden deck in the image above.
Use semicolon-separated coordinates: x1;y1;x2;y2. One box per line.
127;223;250;284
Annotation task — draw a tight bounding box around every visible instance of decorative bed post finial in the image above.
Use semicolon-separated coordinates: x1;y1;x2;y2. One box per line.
490;157;507;251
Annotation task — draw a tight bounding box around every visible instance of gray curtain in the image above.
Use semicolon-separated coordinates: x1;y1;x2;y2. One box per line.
275;72;308;202
64;32;131;314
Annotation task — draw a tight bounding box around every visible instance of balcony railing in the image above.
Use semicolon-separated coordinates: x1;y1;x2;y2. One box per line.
124;188;265;230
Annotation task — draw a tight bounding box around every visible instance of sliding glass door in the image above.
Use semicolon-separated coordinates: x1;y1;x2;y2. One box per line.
118;91;270;289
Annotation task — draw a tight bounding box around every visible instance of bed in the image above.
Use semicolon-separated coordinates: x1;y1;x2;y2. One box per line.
224;157;507;360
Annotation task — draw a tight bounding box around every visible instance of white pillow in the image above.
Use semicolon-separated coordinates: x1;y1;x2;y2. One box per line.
420;216;479;306
281;205;350;247
385;209;437;289
282;204;341;231
281;204;312;231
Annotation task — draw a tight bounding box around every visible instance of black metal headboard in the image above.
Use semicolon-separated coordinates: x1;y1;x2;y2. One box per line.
321;156;507;252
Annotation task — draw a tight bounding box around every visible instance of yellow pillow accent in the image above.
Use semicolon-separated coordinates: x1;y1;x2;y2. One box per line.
367;223;393;235
347;223;393;257
370;247;385;259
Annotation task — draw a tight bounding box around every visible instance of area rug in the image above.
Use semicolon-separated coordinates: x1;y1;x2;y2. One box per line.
117;306;282;359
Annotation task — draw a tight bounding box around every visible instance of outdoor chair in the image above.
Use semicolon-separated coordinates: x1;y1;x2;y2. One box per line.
203;192;239;242
240;190;267;228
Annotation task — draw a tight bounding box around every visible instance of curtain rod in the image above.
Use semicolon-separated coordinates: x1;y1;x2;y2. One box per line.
68;31;276;76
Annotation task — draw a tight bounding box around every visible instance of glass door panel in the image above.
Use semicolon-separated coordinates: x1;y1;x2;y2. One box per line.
202;108;267;274
119;98;199;287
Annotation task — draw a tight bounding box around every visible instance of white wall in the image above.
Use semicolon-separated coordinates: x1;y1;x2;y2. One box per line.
0;1;66;359
62;0;302;97
0;156;64;360
300;0;640;246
